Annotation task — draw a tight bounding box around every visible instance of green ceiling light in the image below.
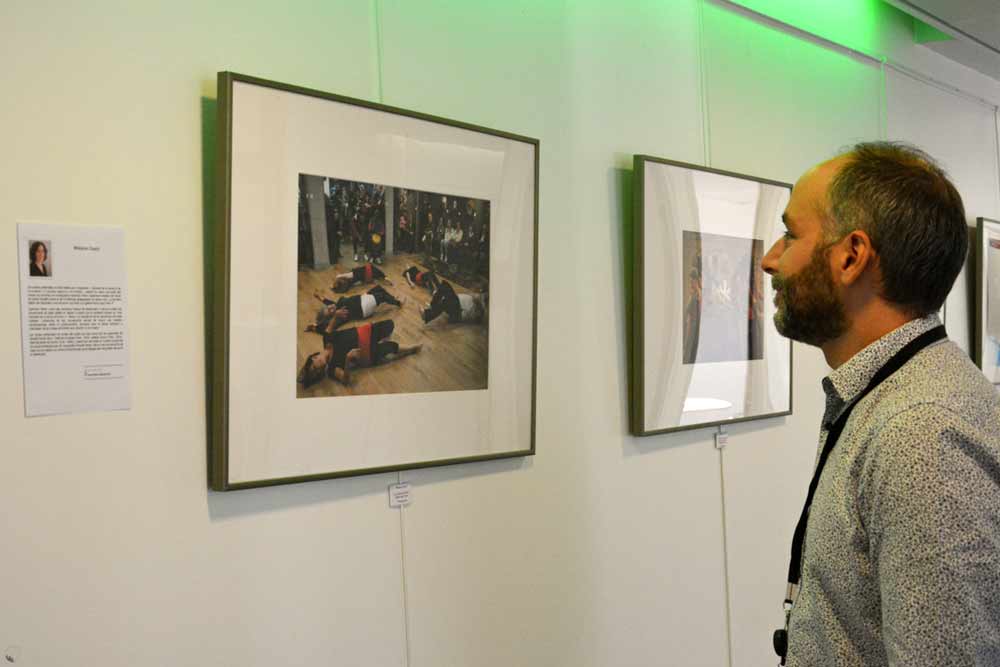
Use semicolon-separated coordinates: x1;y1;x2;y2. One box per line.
912;17;953;44
724;0;894;56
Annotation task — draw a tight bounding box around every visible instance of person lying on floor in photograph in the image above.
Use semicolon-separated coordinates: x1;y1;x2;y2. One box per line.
332;262;393;292
307;285;404;333
297;319;421;387
401;265;441;293
421;281;486;325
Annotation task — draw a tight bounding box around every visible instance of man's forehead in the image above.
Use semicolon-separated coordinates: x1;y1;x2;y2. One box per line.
794;157;844;192
787;156;848;219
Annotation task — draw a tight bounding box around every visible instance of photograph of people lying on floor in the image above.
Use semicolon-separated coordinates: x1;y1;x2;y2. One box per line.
297;173;490;398
306;285;404;333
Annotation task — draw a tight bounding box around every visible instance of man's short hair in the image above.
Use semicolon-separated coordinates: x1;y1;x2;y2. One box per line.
826;141;967;316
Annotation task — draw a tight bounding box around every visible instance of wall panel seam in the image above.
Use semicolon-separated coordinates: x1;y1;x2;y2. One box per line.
699;4;734;665
879;59;889;141
372;4;404;664
698;0;714;168
373;0;385;103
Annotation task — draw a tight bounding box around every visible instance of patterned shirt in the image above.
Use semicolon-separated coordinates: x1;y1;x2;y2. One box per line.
787;314;1000;666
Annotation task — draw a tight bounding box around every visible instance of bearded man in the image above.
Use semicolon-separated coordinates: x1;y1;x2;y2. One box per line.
763;142;1000;666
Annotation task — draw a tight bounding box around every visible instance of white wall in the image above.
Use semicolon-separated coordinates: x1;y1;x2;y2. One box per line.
1;1;997;666
886;67;1000;352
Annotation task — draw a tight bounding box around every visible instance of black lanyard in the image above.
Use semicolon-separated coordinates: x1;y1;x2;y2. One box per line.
775;325;947;664
784;325;947;596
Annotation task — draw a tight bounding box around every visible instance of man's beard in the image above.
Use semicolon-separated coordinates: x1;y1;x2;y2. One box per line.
772;245;848;346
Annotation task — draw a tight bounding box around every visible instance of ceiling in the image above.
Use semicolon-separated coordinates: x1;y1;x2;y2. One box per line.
886;0;1000;80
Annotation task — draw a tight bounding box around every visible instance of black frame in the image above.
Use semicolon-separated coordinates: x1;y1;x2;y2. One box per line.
210;72;539;490
631;154;793;436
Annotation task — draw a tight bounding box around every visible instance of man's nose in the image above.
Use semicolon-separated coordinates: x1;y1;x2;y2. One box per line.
761;240;781;276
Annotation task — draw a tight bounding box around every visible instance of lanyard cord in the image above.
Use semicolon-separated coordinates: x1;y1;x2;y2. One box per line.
784;325;947;599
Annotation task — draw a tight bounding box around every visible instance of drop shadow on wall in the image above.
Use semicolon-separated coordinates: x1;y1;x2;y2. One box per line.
201;96;216;491
207;471;404;520
207;458;530;521
402;455;531;489
631;412;792;460
616;165;636;434
963;225;976;332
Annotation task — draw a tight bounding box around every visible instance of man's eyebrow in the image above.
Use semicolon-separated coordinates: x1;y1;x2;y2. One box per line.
781;212;793;228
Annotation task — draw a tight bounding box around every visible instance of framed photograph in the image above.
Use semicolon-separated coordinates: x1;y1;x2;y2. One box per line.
975;217;1000;386
631;155;792;436
211;72;537;490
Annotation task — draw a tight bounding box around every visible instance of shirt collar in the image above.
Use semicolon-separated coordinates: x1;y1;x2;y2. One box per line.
820;314;942;426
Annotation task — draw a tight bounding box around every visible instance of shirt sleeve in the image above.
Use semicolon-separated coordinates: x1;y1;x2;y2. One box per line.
861;404;1000;666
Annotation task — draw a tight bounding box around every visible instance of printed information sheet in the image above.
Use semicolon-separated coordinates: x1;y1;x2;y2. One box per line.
17;223;131;416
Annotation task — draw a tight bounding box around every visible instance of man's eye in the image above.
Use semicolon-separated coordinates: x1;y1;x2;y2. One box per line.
782;230;794;241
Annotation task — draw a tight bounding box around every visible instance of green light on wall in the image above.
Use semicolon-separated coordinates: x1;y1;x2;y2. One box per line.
724;0;891;55
912;17;952;44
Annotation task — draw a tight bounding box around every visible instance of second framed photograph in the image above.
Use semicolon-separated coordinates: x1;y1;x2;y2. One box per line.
975;217;1000;386
632;155;792;436
211;73;537;490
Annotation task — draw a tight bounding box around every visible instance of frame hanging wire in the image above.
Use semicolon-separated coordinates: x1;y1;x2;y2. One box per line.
396;470;413;667
715;424;736;667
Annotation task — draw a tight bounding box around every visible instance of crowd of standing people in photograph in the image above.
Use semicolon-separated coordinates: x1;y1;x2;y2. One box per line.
395;189;490;284
334;181;387;263
299;176;491;291
297;178;388;266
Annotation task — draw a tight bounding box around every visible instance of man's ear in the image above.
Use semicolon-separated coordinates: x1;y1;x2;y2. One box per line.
832;230;876;287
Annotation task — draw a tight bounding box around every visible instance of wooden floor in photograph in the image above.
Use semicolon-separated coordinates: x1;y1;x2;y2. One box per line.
296;253;488;398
